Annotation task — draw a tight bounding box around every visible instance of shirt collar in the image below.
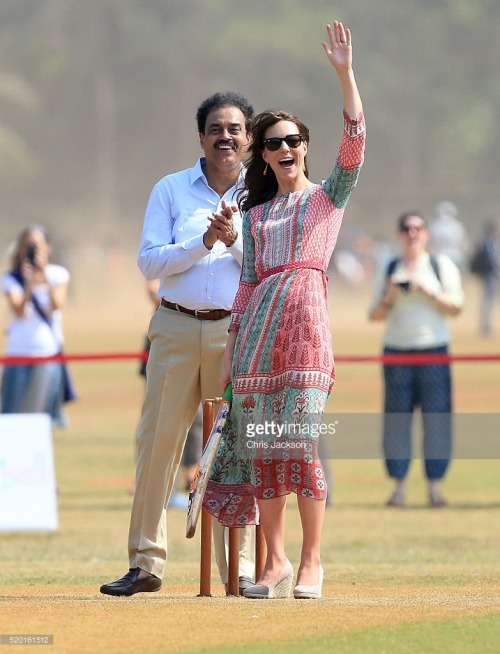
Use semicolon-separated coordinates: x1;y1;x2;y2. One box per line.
190;157;246;192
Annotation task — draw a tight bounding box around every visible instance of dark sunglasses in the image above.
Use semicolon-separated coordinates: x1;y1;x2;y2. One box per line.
262;134;304;151
401;224;426;233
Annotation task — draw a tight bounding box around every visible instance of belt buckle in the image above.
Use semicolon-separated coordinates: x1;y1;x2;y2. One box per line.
194;309;212;317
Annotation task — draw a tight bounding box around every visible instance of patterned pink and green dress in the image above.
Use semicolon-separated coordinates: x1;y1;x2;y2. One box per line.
204;111;366;526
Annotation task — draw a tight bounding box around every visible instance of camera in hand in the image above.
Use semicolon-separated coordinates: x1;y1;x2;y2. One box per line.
26;244;37;266
397;281;411;292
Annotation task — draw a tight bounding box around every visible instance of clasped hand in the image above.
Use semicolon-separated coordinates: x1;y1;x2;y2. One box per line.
203;200;238;248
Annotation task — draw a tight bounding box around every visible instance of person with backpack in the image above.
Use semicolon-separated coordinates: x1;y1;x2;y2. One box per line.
369;211;464;508
469;219;500;336
1;225;70;427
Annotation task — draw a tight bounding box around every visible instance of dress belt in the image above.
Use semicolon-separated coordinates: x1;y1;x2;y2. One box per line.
160;299;231;321
260;261;327;281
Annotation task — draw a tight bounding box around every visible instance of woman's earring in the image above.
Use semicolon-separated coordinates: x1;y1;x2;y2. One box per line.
263;162;268;176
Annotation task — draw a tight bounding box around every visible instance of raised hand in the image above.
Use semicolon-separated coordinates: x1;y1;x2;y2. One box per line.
322;20;352;71
322;20;362;119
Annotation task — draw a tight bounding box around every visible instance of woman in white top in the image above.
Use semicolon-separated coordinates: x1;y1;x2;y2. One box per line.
1;225;70;426
369;211;464;508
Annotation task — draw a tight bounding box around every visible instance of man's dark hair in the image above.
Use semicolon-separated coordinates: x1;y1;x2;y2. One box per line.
196;92;254;134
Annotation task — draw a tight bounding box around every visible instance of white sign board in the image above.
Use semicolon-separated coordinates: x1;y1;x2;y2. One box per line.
0;414;58;531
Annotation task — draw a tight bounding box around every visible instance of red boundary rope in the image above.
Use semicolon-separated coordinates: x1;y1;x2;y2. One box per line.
1;352;500;365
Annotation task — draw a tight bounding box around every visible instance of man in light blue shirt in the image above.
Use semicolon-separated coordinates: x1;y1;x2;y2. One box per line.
101;92;256;597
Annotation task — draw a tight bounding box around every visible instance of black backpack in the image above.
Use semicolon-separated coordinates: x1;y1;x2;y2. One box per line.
469;243;494;276
386;255;441;282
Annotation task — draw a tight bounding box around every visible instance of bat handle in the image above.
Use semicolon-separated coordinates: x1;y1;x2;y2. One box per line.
214;382;233;404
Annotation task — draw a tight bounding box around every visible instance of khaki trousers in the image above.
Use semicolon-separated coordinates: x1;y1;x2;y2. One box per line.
128;304;254;582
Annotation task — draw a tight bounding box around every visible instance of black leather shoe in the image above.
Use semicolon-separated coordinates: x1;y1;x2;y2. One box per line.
100;568;161;597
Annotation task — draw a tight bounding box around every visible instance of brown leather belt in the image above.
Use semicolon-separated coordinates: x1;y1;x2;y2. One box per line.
161;298;231;321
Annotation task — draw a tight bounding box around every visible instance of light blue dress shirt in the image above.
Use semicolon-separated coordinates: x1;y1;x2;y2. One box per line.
138;158;244;310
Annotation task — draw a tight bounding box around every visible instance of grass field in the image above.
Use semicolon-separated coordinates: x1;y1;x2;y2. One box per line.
0;274;499;653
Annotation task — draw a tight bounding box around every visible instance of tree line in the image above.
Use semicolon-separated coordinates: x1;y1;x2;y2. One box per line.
1;0;499;251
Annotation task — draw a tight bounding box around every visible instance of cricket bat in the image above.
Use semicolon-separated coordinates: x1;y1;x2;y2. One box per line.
186;383;232;538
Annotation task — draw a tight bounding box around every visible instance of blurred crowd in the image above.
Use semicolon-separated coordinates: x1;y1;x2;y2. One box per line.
332;201;500;336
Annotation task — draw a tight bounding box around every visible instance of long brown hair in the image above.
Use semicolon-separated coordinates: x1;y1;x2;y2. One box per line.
238;109;310;212
10;224;50;271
